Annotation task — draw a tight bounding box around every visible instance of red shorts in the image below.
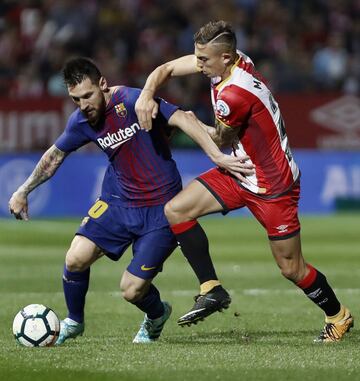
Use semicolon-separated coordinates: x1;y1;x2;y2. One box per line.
197;168;300;240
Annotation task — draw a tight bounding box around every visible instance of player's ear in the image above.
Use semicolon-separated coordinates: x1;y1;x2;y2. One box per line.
99;76;108;91
222;53;232;66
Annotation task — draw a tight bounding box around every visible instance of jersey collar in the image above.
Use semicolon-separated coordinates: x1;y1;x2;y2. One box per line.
215;53;241;91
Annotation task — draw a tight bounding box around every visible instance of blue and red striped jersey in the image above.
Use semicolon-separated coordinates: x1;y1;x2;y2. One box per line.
55;86;182;207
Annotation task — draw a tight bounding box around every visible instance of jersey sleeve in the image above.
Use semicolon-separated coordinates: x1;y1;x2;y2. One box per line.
156;97;179;121
215;85;251;128
54;111;91;153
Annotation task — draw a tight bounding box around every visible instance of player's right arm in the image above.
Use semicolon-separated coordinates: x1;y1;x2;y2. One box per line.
135;55;198;131
168;110;254;182
196;117;241;148
8;145;68;220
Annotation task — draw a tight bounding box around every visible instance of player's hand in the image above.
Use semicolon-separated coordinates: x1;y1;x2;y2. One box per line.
8;190;29;220
214;154;255;184
184;110;196;118
135;92;159;131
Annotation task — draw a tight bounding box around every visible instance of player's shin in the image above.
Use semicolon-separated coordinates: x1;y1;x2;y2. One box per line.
296;264;341;317
132;284;164;319
132;284;172;343
62;265;90;323
297;264;354;342
170;220;220;293
170;220;231;326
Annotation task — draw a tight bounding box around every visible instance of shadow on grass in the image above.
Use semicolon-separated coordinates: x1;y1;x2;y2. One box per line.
165;328;334;345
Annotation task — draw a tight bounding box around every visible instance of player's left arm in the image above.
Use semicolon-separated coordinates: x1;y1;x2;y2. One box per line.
9;145;68;220
168;110;254;181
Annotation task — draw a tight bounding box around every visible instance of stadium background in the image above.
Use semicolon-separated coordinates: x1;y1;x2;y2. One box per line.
0;0;359;217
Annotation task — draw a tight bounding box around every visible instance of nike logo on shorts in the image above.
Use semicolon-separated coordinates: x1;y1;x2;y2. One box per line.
141;264;157;271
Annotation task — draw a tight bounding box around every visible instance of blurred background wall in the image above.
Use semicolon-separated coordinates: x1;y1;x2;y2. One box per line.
0;0;359;217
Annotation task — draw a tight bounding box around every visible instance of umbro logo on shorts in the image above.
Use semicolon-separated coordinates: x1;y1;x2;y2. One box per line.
276;225;288;233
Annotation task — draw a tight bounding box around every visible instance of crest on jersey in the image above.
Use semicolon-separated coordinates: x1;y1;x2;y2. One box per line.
115;103;127;117
216;99;230;117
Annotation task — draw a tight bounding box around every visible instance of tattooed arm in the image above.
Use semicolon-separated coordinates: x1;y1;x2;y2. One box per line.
9;145;68;220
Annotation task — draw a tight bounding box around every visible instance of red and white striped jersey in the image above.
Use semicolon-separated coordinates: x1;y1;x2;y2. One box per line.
210;52;299;196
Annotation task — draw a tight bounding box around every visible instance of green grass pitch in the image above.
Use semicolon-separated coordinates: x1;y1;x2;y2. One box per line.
0;215;359;381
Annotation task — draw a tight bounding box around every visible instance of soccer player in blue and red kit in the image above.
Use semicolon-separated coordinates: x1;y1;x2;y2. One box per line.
8;57;252;344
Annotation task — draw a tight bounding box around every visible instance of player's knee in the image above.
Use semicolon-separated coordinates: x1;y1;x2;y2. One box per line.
164;201;176;224
164;200;186;225
280;266;297;281
120;281;145;303
121;285;143;303
279;261;304;283
65;249;88;272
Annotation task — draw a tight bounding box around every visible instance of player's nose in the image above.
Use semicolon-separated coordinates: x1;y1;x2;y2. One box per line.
79;99;89;111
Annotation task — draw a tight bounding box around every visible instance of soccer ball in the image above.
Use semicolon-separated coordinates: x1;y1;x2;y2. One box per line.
12;304;60;347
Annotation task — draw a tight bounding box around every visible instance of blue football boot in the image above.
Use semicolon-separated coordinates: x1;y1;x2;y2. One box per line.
55;318;84;345
133;301;172;343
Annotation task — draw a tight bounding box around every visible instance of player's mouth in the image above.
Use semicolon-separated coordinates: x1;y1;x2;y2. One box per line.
86;109;97;119
85;109;99;125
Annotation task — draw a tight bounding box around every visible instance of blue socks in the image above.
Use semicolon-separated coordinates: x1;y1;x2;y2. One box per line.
133;284;164;319
63;266;163;322
62;266;90;323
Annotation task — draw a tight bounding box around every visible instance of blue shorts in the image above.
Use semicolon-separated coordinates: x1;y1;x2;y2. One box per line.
77;199;177;279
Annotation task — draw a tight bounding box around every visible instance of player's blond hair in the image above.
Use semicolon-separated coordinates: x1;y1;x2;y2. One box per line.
194;21;236;53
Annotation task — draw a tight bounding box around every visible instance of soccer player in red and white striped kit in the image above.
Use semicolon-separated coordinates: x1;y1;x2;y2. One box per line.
135;20;353;342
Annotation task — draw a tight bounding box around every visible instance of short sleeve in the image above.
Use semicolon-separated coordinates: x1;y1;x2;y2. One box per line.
156;97;179;121
215;85;251;128
54;111;91;153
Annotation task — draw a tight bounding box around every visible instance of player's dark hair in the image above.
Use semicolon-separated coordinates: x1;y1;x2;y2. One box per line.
63;57;102;87
194;20;236;52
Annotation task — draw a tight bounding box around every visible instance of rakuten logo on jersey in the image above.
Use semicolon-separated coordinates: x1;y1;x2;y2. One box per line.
97;122;140;150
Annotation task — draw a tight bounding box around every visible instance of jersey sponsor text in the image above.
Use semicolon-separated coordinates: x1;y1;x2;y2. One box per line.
97;122;141;150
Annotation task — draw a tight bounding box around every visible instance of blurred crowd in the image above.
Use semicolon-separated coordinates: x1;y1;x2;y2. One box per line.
0;0;359;125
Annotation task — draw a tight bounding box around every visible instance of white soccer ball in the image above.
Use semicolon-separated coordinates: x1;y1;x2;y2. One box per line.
12;304;60;347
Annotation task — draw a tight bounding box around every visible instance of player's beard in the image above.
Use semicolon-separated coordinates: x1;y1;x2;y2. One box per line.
87;98;106;127
86;109;98;124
